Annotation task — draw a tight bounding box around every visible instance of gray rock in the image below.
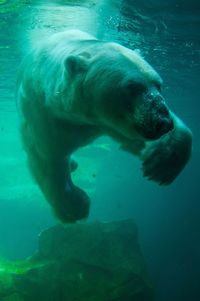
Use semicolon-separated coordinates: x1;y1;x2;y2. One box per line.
1;220;154;301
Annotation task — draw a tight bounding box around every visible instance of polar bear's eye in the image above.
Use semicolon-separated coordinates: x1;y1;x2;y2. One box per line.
125;82;146;96
155;83;162;92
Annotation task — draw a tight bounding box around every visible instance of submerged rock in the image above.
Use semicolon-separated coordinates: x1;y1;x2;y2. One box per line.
0;219;154;301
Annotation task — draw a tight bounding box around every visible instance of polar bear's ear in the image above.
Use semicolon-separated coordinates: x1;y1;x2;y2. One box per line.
64;55;88;78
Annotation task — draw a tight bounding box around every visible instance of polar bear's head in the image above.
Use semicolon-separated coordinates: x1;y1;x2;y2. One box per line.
82;43;173;141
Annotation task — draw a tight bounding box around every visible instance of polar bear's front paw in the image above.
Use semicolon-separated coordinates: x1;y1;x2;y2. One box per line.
142;140;178;185
141;125;192;185
53;186;90;223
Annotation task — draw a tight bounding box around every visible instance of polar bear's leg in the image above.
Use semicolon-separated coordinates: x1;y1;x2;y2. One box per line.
27;147;90;222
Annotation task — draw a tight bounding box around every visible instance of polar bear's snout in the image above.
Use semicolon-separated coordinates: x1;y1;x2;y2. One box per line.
148;93;174;138
134;91;174;140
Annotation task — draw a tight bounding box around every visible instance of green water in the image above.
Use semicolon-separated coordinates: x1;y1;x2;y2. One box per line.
0;1;200;300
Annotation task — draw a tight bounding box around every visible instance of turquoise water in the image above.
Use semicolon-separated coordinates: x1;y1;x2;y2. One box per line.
0;1;200;300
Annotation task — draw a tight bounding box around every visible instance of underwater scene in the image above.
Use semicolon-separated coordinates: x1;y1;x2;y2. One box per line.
0;0;200;300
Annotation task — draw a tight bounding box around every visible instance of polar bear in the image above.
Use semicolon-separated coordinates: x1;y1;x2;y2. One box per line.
16;30;192;223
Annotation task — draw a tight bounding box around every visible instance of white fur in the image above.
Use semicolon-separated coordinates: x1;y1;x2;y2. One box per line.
16;30;192;222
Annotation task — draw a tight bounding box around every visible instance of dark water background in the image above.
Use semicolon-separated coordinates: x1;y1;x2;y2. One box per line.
0;0;200;300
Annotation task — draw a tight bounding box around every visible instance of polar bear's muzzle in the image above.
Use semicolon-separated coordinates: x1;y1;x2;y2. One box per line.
134;92;174;140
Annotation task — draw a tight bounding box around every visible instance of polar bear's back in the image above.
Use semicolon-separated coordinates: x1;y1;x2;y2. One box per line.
39;30;97;57
49;30;96;43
